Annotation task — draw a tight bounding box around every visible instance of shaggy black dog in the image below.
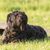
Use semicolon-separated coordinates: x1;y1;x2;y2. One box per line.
2;11;47;43
2;11;27;43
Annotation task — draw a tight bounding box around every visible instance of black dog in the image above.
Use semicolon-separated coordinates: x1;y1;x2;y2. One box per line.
2;11;47;43
2;11;27;43
11;11;47;40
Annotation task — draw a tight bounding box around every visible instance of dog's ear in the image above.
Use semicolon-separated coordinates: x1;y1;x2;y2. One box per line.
19;12;28;31
21;12;28;25
7;13;11;22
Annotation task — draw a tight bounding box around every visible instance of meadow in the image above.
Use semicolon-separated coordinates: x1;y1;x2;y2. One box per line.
0;39;50;50
0;0;50;50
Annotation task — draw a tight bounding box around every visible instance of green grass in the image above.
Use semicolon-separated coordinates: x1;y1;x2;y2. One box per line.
0;0;50;50
0;39;50;50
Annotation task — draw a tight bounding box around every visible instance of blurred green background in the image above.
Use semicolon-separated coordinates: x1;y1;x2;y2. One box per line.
0;0;50;29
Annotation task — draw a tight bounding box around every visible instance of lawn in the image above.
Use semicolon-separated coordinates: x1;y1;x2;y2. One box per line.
0;0;50;50
0;39;50;50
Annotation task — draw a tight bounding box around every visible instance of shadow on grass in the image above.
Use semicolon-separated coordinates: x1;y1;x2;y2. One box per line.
0;29;4;35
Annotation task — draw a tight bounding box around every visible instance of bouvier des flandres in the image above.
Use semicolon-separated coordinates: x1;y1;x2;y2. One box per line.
2;11;47;43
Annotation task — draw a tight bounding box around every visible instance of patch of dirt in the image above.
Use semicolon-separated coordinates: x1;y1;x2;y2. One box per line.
0;22;7;29
44;28;50;36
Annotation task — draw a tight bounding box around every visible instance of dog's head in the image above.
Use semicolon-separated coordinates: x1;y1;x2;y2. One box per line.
7;11;28;31
13;11;28;31
13;11;28;27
